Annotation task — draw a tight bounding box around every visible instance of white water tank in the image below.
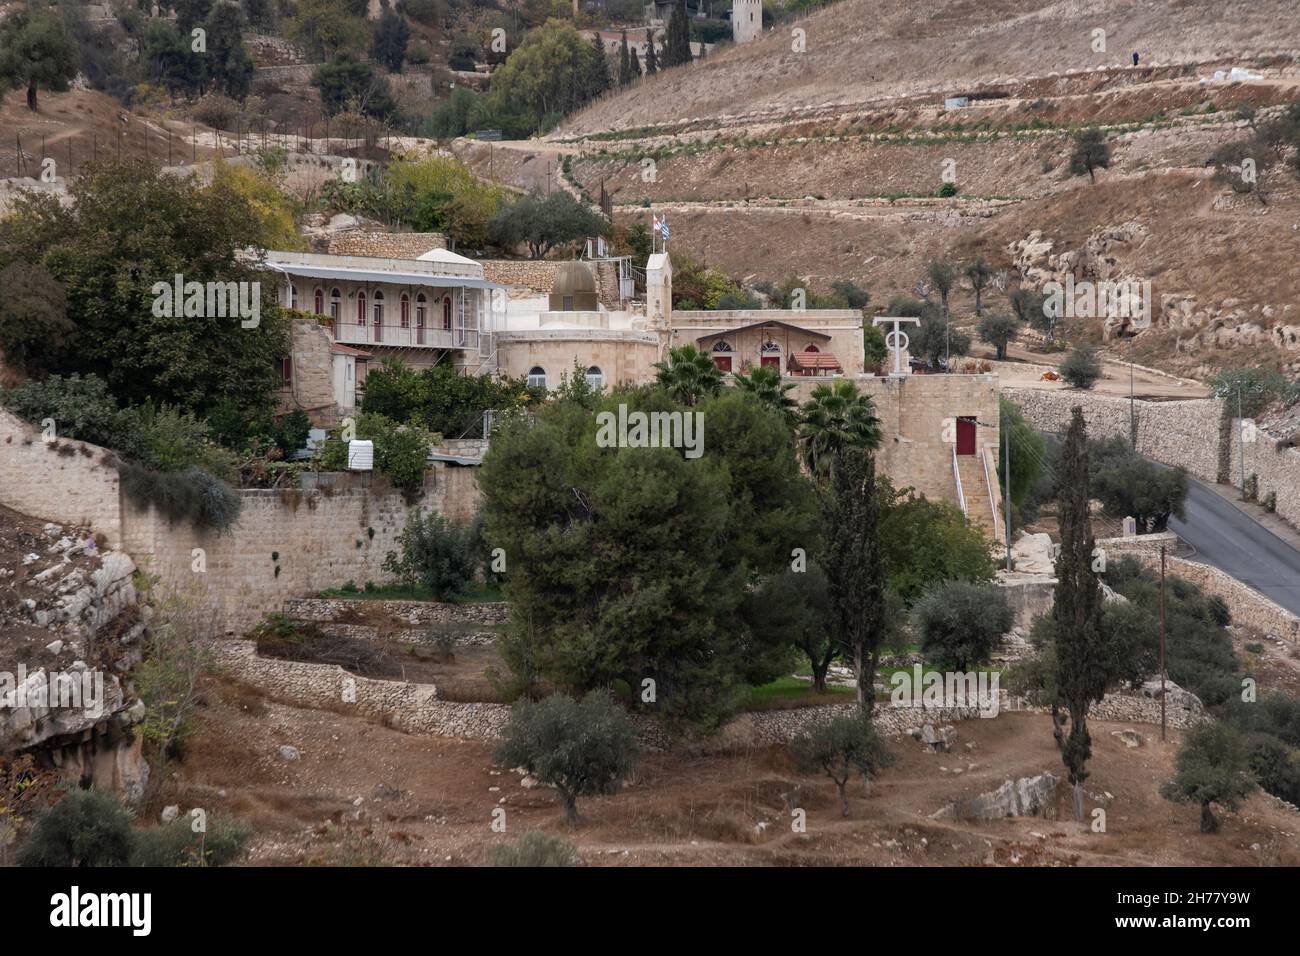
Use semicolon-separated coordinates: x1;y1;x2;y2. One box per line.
347;439;374;471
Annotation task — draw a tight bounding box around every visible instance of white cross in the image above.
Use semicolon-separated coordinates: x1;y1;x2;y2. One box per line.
873;316;921;376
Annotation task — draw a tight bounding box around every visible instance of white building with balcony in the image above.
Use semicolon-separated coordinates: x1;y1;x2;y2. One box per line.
264;246;505;418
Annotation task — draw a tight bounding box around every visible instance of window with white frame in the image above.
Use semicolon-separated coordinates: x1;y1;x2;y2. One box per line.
527;366;548;389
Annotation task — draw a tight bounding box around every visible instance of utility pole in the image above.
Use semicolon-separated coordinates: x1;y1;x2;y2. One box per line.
1004;417;1012;571
1159;543;1167;741
1128;336;1136;448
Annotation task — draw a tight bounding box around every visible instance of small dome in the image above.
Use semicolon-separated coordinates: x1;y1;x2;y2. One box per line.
549;261;599;311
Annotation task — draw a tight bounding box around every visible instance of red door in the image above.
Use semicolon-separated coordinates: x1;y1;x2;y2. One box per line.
761;355;780;369
714;356;732;372
956;417;977;455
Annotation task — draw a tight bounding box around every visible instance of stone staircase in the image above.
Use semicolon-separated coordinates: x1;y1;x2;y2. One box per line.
956;453;1001;543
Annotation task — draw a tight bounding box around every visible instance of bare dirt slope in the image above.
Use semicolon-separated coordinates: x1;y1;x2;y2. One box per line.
173;675;1298;867
559;0;1300;137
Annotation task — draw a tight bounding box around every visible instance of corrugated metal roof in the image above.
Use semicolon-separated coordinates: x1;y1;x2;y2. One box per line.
267;262;505;291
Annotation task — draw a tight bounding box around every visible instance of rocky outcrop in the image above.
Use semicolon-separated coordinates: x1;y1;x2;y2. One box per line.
1;510;149;799
931;772;1060;821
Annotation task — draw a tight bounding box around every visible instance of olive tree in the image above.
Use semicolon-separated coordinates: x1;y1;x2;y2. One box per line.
494;692;639;825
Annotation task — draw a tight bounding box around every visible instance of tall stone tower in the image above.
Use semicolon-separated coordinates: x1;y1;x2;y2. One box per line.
732;0;761;44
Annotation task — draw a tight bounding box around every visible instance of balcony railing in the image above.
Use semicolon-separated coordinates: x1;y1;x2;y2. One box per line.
333;321;478;350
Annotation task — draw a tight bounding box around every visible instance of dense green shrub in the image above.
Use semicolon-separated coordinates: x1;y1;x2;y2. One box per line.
485;830;579;867
317;411;437;493
1208;367;1290;418
1059;347;1102;389
18;789;136;867
119;463;242;532
912;581;1013;669
131;814;252;867
382;507;479;599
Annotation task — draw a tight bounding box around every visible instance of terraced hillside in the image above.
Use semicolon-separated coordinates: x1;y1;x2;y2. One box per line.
453;0;1300;381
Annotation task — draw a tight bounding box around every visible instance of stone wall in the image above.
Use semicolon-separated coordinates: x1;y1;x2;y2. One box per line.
1133;553;1300;641
278;317;335;417
327;232;447;258
0;410;123;547
494;330;661;388
1003;387;1300;531
482;260;620;307
120;463;481;634
0;412;483;635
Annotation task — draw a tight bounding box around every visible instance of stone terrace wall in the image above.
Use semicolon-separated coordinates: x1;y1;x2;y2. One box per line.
1004;386;1300;533
215;641;510;738
0;410;123;547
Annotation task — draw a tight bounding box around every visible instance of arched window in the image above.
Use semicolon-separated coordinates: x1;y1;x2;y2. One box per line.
289;284;298;309
356;290;367;325
415;293;427;344
372;291;384;342
712;340;733;372
760;339;782;369
804;343;820;353
314;287;324;315
527;366;548;389
586;366;604;390
443;296;452;331
329;288;341;321
400;293;410;329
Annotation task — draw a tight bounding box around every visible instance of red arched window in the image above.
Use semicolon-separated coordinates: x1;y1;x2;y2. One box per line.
442;297;452;331
356;290;367;326
400;293;410;329
314;287;323;315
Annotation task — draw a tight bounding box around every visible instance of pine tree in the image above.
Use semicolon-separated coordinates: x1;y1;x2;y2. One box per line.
645;41;658;75
1051;406;1107;821
664;0;691;67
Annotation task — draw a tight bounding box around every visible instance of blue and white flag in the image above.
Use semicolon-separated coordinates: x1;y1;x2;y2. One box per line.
659;215;669;241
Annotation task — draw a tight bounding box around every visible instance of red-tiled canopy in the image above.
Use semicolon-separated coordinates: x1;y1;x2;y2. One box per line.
789;350;842;371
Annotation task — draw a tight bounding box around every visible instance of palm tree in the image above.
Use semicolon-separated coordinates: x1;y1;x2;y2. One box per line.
653;345;724;406
798;380;882;480
733;365;798;426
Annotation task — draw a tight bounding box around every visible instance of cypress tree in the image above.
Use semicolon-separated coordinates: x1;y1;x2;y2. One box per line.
645;41;658;75
822;447;889;709
629;46;642;79
1051;406;1107;821
586;35;611;98
618;31;632;85
664;0;691;67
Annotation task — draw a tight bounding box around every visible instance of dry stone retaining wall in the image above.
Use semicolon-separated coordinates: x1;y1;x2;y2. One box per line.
1003;386;1300;531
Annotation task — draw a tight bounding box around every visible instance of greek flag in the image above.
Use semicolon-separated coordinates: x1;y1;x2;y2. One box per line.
659;215;669;241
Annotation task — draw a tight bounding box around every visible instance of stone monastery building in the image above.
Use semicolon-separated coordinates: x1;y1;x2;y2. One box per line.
264;233;1002;542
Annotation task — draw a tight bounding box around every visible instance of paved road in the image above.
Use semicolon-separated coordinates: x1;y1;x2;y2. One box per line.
1169;480;1300;617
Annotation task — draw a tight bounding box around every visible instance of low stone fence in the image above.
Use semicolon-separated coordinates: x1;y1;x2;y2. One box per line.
282;598;509;627
1131;554;1300;642
217;639;1204;750
214;641;510;739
